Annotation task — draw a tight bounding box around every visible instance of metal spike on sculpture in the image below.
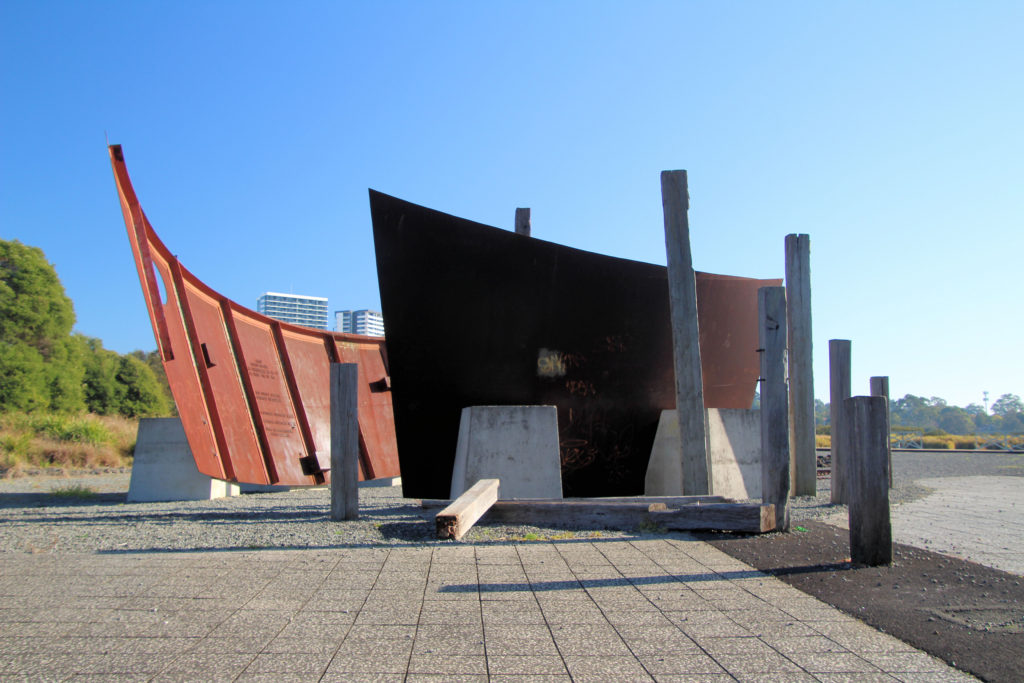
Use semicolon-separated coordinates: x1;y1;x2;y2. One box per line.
108;145;400;486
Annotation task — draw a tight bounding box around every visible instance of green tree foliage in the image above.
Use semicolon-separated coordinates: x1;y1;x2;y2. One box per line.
116;354;171;417
815;392;1024;434
991;393;1024;417
0;239;172;417
0;240;75;351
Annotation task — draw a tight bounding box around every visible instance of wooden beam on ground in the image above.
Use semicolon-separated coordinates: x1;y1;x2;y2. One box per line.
430;498;773;533
651;503;776;533
421;495;731;510
436;478;500;541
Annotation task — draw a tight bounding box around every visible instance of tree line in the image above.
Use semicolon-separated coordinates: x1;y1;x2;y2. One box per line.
0;239;172;417
813;393;1024;435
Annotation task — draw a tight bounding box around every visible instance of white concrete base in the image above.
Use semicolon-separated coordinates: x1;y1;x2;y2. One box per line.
450;406;562;500
127;418;240;503
645;409;762;499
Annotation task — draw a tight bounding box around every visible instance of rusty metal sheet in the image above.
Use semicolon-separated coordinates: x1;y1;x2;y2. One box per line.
369;190;781;499
109;145;399;485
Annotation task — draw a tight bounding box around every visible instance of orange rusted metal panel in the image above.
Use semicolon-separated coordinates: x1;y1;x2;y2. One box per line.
109;145;399;486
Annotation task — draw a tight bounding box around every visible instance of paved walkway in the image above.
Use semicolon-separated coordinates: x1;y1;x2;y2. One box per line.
0;537;973;682
891;475;1024;576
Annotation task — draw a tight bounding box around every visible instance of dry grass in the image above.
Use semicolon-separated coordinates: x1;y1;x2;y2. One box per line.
0;412;136;474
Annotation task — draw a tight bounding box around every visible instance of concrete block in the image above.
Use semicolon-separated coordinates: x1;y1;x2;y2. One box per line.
646;409;761;499
127;418;240;502
450;406;562;500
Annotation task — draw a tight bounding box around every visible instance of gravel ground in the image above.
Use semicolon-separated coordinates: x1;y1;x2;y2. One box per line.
2;450;1021;554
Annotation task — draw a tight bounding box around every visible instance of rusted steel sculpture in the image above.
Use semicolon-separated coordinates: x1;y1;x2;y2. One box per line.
370;191;781;498
109;145;399;486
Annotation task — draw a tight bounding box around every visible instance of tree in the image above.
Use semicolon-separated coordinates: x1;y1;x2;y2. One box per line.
991;393;1023;417
937;406;972;435
0;240;75;353
0;239;83;413
115;355;170;417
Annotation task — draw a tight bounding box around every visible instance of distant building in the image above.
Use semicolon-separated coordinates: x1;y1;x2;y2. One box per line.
257;292;328;329
336;309;385;337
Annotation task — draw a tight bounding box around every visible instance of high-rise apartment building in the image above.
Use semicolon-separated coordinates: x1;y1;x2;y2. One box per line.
335;309;385;337
257;292;328;329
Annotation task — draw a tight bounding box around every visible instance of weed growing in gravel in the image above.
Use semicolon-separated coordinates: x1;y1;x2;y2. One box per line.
49;483;97;498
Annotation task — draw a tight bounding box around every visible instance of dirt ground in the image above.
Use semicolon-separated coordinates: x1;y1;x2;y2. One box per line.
697;520;1024;683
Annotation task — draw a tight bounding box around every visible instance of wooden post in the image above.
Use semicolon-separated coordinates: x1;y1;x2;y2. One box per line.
785;234;815;496
870;376;893;486
661;170;710;495
844;396;892;566
330;363;359;521
759;286;790;532
829;340;851;504
515;207;531;237
436;478;499;540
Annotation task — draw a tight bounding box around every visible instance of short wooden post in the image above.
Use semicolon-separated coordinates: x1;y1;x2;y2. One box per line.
436;478;500;541
514;207;531;237
844;396;892;566
870;376;893;487
661;170;710;495
759;286;790;531
331;363;359;521
785;234;815;496
829;340;851;504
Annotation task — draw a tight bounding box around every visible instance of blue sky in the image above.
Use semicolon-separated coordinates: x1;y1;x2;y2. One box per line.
2;1;1021;409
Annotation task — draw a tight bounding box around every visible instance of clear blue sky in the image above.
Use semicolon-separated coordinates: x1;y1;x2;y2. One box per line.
2;2;1021;409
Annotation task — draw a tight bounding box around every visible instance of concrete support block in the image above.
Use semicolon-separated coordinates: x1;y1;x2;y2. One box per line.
450;406;562;500
127;418;239;503
646;409;761;499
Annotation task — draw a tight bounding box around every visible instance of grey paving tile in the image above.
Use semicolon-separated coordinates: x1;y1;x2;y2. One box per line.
637;652;726;675
413;634;486;656
161;651;255;674
730;673;821;683
407;653;487;674
859;651;957;673
486;654;568;675
562;654;654;681
488;675;573;682
484;635;560;656
325;650;410;673
786;651;884;673
243;652;332;673
320;674;404;683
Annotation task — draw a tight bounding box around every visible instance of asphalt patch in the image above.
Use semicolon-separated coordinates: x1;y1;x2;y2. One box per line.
697;520;1024;683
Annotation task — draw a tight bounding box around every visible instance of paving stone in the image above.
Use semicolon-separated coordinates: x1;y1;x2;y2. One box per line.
486;654;568;675
562;654;654;681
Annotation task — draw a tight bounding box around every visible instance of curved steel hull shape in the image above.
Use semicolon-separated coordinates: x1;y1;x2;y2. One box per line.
109;146;400;486
370;191;780;499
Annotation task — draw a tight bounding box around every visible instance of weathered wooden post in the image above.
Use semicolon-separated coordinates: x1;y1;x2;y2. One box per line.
844;396;892;565
661;170;710;495
515;207;531;237
869;376;893;486
785;234;815;496
759;286;790;531
331;363;359;521
829;340;851;504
